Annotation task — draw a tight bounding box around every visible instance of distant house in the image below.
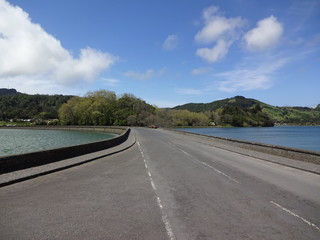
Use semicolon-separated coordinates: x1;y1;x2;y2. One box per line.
10;119;32;122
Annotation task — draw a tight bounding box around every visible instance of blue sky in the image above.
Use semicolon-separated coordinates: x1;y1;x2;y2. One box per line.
0;0;319;107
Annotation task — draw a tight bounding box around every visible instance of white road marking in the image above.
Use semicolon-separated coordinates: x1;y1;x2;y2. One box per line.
270;201;320;232
157;196;164;209
180;149;192;157
138;142;176;240
150;179;156;190
157;197;175;240
179;148;240;184
162;213;176;240
200;161;240;184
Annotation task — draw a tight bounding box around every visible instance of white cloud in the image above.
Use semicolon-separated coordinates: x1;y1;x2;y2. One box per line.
196;40;230;63
123;68;165;80
53;48;117;85
191;67;213;75
217;57;289;92
195;17;244;44
102;78;120;87
244;16;283;51
176;88;202;95
218;70;271;92
123;69;154;80
162;35;179;50
195;5;245;63
0;0;117;91
195;6;245;44
1;75;84;95
202;5;219;23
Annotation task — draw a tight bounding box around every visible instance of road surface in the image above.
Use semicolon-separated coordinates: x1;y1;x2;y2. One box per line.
1;127;319;239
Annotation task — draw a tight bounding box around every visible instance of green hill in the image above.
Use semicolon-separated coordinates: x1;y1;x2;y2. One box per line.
174;96;265;111
0;88;18;96
1;90;319;127
173;96;320;126
0;89;73;123
262;105;320;125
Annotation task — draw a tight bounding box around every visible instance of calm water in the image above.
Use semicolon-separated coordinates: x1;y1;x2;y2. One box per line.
0;129;116;156
178;126;320;152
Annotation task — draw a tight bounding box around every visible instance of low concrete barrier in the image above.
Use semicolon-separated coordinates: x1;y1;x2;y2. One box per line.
172;129;320;165
0;127;130;174
0;125;126;135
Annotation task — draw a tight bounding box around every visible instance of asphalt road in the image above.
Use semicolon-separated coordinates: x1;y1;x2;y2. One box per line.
1;127;319;239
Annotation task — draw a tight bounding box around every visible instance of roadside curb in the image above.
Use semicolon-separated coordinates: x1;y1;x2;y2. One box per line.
0;130;136;188
166;129;320;175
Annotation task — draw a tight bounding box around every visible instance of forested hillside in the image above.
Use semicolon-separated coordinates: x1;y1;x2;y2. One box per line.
262;105;320;125
0;88;18;96
173;96;320;126
0;89;73;122
0;89;210;127
1;89;318;127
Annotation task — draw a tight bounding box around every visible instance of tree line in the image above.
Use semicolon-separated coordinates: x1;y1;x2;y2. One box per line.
58;90;210;127
58;90;274;127
2;89;289;127
59;90;155;126
0;93;72;122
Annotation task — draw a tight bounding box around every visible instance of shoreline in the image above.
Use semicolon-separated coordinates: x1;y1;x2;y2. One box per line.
166;128;320;174
174;125;320;153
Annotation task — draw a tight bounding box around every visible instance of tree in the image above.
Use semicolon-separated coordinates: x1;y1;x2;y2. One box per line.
170;110;209;126
154;108;173;127
58;90;156;126
58;97;81;125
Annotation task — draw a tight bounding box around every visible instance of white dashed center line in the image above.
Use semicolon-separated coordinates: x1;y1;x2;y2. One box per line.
137;141;176;240
179;148;240;184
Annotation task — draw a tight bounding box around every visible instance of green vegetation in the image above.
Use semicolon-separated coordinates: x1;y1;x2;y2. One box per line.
174;96;274;127
58;90;209;127
0;89;72;124
173;96;260;112
0;120;33;127
262;105;320;125
169;110;209;126
174;96;320;126
58;90;156;126
1;89;319;127
0;92;72;122
0;88;18;96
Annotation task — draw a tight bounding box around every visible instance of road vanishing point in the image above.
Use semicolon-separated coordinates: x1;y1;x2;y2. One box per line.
1;127;319;239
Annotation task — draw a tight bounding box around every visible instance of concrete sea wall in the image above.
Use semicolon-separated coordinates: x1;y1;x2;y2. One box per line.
0;125;126;134
0;126;130;174
172;129;320;165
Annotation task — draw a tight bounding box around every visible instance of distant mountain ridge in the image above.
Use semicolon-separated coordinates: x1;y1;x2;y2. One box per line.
173;96;267;112
173;96;320;126
0;88;19;96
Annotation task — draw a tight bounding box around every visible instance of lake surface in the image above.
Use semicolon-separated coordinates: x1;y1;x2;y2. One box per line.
0;129;116;156
177;126;320;152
